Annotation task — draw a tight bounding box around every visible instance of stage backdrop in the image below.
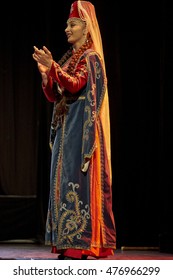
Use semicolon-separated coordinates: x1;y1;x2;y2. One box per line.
0;0;172;251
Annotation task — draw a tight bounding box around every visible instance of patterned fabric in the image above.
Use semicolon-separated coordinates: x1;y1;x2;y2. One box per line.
43;49;116;255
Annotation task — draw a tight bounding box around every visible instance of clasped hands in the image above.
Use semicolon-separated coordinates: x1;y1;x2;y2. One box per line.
32;46;53;73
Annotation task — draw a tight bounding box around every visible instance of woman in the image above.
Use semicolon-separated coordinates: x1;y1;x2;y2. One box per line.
32;0;116;260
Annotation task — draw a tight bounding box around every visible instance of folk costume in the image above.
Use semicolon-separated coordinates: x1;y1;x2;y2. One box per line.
43;1;116;259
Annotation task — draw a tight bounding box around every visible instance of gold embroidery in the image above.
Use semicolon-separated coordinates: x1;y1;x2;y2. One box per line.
58;182;90;244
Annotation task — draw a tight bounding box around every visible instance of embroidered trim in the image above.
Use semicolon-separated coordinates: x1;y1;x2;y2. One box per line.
57;182;90;245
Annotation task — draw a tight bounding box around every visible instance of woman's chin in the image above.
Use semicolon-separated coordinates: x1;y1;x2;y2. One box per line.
67;38;74;44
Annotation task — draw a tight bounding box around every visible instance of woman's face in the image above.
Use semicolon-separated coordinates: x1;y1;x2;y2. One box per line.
65;18;87;50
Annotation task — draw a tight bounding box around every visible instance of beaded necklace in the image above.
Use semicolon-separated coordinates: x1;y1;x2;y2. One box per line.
52;36;93;128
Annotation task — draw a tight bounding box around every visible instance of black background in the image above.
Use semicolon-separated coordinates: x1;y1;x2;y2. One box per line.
0;0;172;250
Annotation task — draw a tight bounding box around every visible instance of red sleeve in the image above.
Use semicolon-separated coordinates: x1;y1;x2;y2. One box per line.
47;57;88;94
42;77;57;102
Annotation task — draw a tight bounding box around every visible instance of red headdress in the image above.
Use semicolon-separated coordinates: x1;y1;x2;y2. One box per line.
68;1;80;19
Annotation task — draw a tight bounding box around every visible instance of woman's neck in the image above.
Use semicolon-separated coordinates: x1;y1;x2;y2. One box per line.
73;36;87;52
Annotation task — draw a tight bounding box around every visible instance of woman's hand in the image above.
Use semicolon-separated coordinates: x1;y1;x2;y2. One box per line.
32;46;53;72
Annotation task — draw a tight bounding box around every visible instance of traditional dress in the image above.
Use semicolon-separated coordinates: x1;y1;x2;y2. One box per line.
42;1;116;259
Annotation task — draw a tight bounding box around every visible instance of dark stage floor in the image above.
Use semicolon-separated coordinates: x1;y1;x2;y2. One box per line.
0;240;173;260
